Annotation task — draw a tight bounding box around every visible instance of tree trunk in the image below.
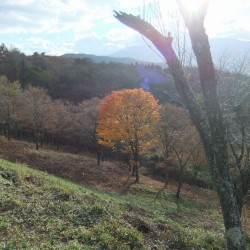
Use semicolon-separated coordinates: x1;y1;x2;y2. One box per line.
7;123;11;141
176;166;184;199
97;152;101;165
164;167;169;186
237;167;250;216
5;122;11;141
40;133;43;147
182;8;245;248
132;165;135;176
216;175;245;249
35;130;39;150
133;152;139;182
135;165;139;182
28;132;31;143
77;142;81;152
96;145;102;165
17;129;20;140
114;10;246;249
176;181;182;199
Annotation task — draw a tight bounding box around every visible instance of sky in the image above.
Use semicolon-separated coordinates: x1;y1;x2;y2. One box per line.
0;0;250;56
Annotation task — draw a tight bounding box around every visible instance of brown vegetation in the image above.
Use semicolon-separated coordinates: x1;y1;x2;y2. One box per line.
0;136;215;203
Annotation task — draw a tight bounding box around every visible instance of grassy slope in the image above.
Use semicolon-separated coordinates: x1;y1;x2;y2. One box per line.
0;137;249;249
0;159;225;250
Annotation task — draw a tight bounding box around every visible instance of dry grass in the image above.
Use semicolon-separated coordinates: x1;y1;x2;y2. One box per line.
0;136;217;202
0;136;249;248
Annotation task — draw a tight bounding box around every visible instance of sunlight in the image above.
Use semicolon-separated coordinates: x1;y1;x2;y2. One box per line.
156;0;236;39
180;0;202;13
205;0;235;38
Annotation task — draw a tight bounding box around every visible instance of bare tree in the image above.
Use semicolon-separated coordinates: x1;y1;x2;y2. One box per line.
114;1;246;248
45;100;73;149
21;86;52;150
0;76;22;140
76;97;101;151
217;54;250;216
66;97;101;154
159;104;202;198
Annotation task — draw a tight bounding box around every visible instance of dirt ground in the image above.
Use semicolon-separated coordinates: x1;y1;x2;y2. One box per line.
0;136;215;202
2;136;250;239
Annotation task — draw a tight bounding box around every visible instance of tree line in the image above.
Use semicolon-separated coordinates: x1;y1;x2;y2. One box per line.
0;43;174;103
0;75;101;152
0;73;207;200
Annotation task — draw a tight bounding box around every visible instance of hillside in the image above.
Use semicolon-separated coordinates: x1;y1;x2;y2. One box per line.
63;53;139;64
0;161;223;249
1;137;249;249
0;45;175;103
0;137;211;196
62;52;166;68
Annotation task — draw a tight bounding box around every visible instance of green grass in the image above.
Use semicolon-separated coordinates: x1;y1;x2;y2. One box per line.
0;159;231;249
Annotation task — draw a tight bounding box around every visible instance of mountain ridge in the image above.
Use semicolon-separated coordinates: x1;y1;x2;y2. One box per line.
63;38;250;66
63;53;141;64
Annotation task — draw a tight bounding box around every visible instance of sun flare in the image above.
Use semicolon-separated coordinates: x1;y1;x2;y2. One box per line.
180;0;203;13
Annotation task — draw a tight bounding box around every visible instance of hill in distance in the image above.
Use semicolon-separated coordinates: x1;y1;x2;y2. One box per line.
110;38;250;63
63;53;140;64
63;38;250;67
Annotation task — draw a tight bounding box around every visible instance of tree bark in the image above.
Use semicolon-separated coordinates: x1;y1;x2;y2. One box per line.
35;130;39;150
178;3;245;248
176;166;184;199
133;152;139;182
134;165;139;182
4;122;11;141
96;145;102;165
40;133;43;147
97;152;101;165
229;128;250;216
7;122;11;141
114;9;246;249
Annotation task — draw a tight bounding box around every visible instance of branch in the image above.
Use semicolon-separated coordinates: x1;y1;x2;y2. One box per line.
114;11;173;61
114;11;211;154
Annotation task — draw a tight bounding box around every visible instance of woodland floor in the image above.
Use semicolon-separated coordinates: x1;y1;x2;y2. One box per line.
0;136;217;204
0;136;250;249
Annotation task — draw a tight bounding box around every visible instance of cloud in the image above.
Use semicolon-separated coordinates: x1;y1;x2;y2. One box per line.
73;31;142;55
0;0;112;34
1;0;249;56
0;0;147;34
13;31;142;56
206;0;250;39
16;37;75;55
0;1;52;33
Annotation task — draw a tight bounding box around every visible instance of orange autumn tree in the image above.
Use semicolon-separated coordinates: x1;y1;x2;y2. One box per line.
97;88;161;182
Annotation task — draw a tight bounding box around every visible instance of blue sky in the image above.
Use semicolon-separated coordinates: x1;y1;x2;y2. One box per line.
1;0;250;56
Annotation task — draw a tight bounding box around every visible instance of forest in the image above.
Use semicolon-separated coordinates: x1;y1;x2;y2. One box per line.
0;39;250;201
0;38;250;249
0;43;180;152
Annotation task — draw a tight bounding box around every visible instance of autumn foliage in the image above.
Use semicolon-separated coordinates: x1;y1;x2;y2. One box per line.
97;88;161;181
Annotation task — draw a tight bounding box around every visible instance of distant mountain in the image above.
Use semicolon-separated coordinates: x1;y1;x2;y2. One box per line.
110;45;162;63
63;38;250;68
110;38;250;63
63;53;139;64
210;38;250;57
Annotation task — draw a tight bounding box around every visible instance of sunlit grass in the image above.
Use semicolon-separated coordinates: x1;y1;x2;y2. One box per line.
0;158;246;249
